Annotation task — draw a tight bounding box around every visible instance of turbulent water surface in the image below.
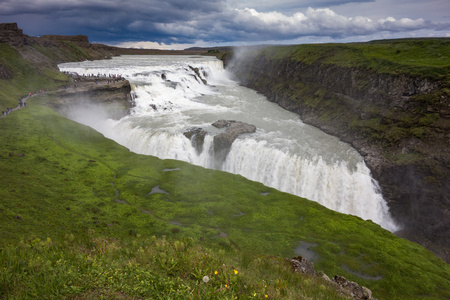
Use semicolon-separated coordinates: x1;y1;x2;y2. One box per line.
59;55;398;231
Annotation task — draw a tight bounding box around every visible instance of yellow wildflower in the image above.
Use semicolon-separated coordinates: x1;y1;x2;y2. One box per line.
214;271;218;275
234;269;238;275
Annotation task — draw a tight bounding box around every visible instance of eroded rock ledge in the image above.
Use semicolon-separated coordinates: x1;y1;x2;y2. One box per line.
212;120;256;156
50;76;133;120
184;120;257;167
290;256;374;300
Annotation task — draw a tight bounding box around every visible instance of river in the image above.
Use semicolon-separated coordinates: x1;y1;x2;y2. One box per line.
58;55;398;231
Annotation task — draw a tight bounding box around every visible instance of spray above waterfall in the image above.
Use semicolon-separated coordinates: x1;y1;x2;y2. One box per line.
59;55;399;232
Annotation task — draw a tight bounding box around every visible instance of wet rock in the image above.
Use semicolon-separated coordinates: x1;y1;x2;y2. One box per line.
183;127;207;154
189;65;207;84
212;120;256;165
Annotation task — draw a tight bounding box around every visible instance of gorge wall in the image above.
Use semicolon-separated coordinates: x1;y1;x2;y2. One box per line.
227;41;450;262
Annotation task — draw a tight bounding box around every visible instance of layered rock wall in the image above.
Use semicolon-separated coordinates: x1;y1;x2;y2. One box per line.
0;23;26;47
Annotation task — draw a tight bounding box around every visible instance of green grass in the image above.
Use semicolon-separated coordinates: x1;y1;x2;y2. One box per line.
1;39;450;299
259;38;450;81
1;234;350;299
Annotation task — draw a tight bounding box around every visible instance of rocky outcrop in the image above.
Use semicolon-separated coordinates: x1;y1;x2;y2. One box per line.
212;120;256;165
332;275;374;300
39;34;91;47
182;120;257;167
0;23;26;47
50;77;133;120
289;256;374;300
189;65;207;84
183;127;207;154
229;44;450;262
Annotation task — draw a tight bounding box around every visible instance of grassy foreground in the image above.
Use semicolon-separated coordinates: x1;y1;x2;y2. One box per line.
0;42;449;299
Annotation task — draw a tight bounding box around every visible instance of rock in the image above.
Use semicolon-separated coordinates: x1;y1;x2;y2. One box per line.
333;275;374;300
289;256;315;276
183;127;207;155
0;23;26;47
212;120;256;166
50;79;133;120
189;65;207;84
317;271;332;282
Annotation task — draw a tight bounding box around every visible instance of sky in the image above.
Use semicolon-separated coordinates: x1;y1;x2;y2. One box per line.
0;0;449;49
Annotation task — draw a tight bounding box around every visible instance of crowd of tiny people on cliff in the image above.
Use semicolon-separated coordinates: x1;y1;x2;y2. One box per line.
62;71;126;87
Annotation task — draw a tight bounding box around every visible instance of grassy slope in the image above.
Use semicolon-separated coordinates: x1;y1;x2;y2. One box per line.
0;42;449;299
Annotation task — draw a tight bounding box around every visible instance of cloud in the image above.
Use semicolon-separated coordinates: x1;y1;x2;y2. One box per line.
228;0;375;13
0;0;448;47
222;7;436;40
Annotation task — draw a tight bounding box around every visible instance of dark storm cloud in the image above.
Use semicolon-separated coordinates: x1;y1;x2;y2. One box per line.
0;0;448;46
0;0;225;42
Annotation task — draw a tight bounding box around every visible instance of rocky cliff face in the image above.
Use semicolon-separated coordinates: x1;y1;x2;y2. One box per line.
50;76;133;120
0;23;26;47
229;46;450;262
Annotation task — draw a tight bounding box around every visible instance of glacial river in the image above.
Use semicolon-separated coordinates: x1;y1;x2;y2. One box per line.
58;55;398;231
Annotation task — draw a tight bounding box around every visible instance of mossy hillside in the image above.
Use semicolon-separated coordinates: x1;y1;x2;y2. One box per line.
0;94;449;299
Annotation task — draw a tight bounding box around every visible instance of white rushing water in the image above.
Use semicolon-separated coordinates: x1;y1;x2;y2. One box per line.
59;55;398;231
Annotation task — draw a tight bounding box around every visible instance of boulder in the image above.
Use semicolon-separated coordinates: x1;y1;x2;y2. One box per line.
333;275;374;300
183;127;207;155
212;120;256;165
289;256;315;276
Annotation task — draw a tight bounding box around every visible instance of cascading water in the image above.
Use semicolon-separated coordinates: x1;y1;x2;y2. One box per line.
59;55;398;232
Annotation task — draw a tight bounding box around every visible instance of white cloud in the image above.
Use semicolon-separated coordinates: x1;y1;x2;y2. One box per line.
230;7;435;38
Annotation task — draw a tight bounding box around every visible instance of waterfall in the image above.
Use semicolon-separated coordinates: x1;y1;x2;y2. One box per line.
59;55;399;232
